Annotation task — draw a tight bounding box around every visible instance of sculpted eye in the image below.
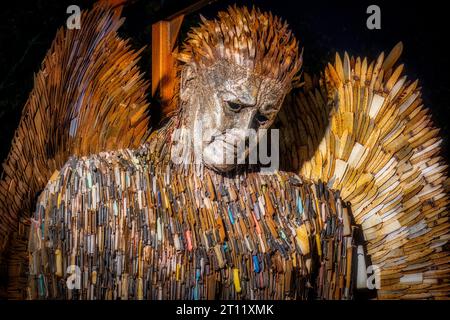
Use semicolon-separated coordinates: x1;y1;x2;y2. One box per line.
226;101;243;112
255;113;269;125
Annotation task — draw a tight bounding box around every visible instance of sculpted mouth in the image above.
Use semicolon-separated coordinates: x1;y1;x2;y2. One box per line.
208;131;245;146
202;136;243;171
210;137;238;150
201;130;259;172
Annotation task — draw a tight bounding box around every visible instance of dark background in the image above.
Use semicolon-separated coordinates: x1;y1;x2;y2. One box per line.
1;0;449;173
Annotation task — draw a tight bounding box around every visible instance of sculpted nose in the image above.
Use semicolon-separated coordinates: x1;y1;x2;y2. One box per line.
235;108;258;131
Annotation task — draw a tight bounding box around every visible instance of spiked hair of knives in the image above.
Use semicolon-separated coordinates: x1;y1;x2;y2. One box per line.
178;6;302;87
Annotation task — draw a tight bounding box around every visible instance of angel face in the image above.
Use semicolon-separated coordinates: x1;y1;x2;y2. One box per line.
179;61;288;172
175;6;301;173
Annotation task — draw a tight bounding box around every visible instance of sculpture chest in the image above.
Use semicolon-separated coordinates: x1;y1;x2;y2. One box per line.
27;146;356;300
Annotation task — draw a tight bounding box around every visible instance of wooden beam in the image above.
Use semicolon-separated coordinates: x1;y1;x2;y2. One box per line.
151;0;219;116
151;15;185;115
98;0;128;8
167;0;218;20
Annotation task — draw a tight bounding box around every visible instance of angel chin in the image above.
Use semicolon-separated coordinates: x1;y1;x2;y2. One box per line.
170;127;280;173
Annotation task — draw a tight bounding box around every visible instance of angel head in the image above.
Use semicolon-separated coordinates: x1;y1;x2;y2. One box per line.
175;6;302;172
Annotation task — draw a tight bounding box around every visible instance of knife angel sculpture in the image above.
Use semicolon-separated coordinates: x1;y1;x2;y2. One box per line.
0;3;448;300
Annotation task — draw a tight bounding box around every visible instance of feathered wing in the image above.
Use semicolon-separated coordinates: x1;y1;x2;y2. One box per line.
278;43;450;299
0;3;150;296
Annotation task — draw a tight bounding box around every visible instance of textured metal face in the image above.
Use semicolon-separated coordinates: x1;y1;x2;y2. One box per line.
179;60;288;172
174;6;301;173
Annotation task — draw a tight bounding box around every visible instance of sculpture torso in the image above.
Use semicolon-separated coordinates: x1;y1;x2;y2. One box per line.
27;119;356;300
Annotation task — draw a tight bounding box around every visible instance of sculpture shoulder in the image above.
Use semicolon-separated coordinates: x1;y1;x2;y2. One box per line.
35;147;151;210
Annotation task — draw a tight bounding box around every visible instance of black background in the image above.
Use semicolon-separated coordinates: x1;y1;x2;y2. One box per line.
1;0;449;174
0;299;448;318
